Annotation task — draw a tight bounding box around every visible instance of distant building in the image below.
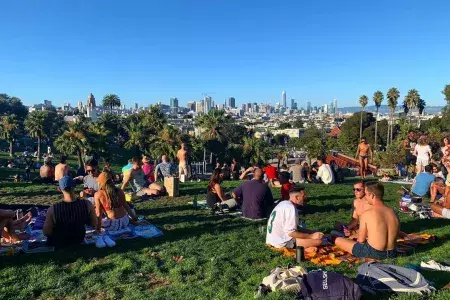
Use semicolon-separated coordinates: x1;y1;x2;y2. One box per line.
87;93;96;108
228;97;236;108
187;101;196;112
333;99;338;114
196;100;204;113
282;90;286;108
272;128;301;138
135;103;138;110
323;104;328;114
329;126;342;138
170;97;179;108
204;96;212;114
307;102;311;114
44;100;52;107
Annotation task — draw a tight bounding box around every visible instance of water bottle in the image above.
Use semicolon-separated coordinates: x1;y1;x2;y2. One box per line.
296;246;304;263
193;195;198;208
299;220;306;229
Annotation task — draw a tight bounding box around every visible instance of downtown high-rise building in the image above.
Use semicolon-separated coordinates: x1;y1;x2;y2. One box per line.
196;100;204;113
228;97;236;108
333;99;338;114
170;97;179;108
204;96;212;114
187;101;196;112
306;102;311;114
282;90;287;108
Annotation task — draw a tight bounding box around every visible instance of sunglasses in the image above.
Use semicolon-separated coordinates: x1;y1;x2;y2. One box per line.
353;188;363;192
86;169;94;173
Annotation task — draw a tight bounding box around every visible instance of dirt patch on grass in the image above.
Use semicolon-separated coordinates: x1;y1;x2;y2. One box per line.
146;273;172;291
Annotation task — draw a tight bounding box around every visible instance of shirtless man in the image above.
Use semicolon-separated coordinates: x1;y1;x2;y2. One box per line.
335;182;399;259
177;143;190;178
431;189;450;219
54;156;71;182
335;181;371;237
355;137;373;179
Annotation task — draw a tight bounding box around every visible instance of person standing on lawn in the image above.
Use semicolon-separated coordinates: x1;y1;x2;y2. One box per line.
413;136;432;174
177;142;190;179
43;176;97;247
335;182;399;259
232;166;274;219
355;137;373;179
266;187;324;248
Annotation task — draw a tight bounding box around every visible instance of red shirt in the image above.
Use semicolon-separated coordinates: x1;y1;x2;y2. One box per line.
281;182;294;200
264;166;278;180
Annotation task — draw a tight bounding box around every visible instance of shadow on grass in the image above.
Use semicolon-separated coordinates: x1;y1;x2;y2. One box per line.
310;195;353;202
401;217;450;234
304;203;353;214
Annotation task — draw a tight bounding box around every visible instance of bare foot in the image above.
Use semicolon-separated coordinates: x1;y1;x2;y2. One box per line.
12;212;32;230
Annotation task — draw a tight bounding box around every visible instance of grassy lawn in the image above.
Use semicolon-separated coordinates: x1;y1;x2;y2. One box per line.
1;179;450;299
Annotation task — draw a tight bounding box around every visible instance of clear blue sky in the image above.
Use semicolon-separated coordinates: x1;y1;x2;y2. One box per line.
1;1;449;108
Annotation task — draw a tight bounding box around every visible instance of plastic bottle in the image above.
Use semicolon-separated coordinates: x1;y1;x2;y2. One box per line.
193;195;198;208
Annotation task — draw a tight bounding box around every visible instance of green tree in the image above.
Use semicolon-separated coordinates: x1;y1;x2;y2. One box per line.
359;95;369;139
102;94;121;112
0;115;19;157
339;112;376;155
293;117;304;128
124;122;147;155
278;122;292;129
195;110;229;142
386;87;400;146
372;91;384;151
242;137;270;166
442;84;450;105
404;89;420;124
54;124;87;167
24;111;49;160
150;125;183;159
417;98;426;128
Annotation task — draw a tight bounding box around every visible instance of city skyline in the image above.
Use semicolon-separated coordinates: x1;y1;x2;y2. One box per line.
1;1;450;108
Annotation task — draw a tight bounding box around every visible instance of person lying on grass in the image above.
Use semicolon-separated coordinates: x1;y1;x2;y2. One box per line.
0;209;32;243
121;157;165;197
266;187;324;248
206;168;237;214
43;176;97;247
335;182;399;259
335;181;371;238
95;172;140;231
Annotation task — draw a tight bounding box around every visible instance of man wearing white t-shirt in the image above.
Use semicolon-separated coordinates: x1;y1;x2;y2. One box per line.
315;157;335;185
266;187;324;248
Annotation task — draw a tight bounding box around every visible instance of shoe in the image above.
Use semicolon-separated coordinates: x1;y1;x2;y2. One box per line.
95;236;106;248
103;235;116;247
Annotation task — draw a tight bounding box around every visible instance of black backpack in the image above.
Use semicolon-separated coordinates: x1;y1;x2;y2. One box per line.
296;270;362;300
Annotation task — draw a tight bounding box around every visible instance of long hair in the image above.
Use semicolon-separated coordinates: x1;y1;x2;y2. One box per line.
207;169;222;192
101;175;121;209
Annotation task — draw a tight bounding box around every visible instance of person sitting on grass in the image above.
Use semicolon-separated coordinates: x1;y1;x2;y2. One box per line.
263;162;279;186
335;182;399;259
410;164;435;198
154;155;174;182
335;181;371;237
79;159;100;204
266;187;324;248
430;164;449;202
233;166;274;219
206;169;237;214
279;171;294;200
39;160;55;184
122;157;165;197
142;155;155;182
0;209;31;243
314;157;335;185
95;172;139;231
54;155;71;182
43;176;97;247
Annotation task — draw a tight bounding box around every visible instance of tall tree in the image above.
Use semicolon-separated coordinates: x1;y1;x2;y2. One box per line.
372;91;384;151
405;89;420;124
102;94;121;113
195;110;229;141
24;111;48;160
417;98;426;128
358;95;369;139
0;115;19;157
442;84;450;105
386;87;400;146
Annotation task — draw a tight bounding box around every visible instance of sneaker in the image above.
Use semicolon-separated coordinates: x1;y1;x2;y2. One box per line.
103;235;116;247
95;236;106;248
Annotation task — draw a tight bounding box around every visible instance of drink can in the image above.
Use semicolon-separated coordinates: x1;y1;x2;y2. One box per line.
296;246;304;263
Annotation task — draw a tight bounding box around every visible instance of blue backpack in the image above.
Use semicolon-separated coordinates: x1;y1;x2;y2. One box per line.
296;270;362;300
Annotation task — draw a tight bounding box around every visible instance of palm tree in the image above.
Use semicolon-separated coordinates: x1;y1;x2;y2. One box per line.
417;98;426;128
150;125;183;159
102;94;121;113
372;91;384;151
386;87;400;146
54;125;87;167
0;115;19;157
358;95;369;139
195;110;228;141
405;89;420;124
124;121;147;155
24;111;48;160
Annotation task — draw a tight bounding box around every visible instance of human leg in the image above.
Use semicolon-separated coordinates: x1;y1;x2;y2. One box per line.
1;217;21;243
335;237;357;254
295;237;323;248
363;157;369;178
149;182;164;193
358;156;365;179
12;212;32;230
136;187;159;197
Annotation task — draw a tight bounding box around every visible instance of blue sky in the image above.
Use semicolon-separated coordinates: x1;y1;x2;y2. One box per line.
1;1;449;108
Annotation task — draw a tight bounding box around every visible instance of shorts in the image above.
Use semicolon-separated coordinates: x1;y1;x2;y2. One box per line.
352;242;397;259
442;208;450;219
102;215;130;231
359;155;368;159
416;157;429;167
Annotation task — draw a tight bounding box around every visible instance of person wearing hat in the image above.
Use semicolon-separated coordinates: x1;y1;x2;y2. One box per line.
43;176;97;247
94;172;138;231
413;136;432;174
142;156;155;182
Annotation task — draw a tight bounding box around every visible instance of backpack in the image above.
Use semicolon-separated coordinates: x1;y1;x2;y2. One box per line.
261;265;307;293
296;270;362;300
356;262;434;295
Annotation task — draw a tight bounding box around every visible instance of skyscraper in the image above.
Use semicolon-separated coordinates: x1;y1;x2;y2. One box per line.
333;99;338;114
228;97;236;108
282;90;286;108
306;102;311;114
204;96;212;114
170;97;179;108
187;101;196;111
196;100;204;113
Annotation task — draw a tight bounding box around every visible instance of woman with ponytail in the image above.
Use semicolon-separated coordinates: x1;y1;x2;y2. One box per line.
94;171;138;231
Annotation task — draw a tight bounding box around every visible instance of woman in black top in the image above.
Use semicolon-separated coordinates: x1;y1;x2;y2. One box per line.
206;169;228;208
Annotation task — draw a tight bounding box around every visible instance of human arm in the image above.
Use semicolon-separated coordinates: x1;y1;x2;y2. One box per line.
86;201;98;229
153;164;160;181
357;213;368;243
43;206;55;237
316;165;323;180
239;167;254;180
355;145;360;159
214;183;228;202
94;193;103;231
427;146;433;159
119;190;138;221
288;231;323;240
232;184;243;202
368;145;373;162
121;170;131;190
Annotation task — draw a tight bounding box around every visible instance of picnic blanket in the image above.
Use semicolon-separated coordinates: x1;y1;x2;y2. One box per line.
188;200;243;217
268;233;437;267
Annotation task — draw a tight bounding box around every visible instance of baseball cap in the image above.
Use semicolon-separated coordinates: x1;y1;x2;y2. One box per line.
59;176;76;190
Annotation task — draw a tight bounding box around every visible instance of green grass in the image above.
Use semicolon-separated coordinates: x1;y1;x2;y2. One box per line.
1;180;450;299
